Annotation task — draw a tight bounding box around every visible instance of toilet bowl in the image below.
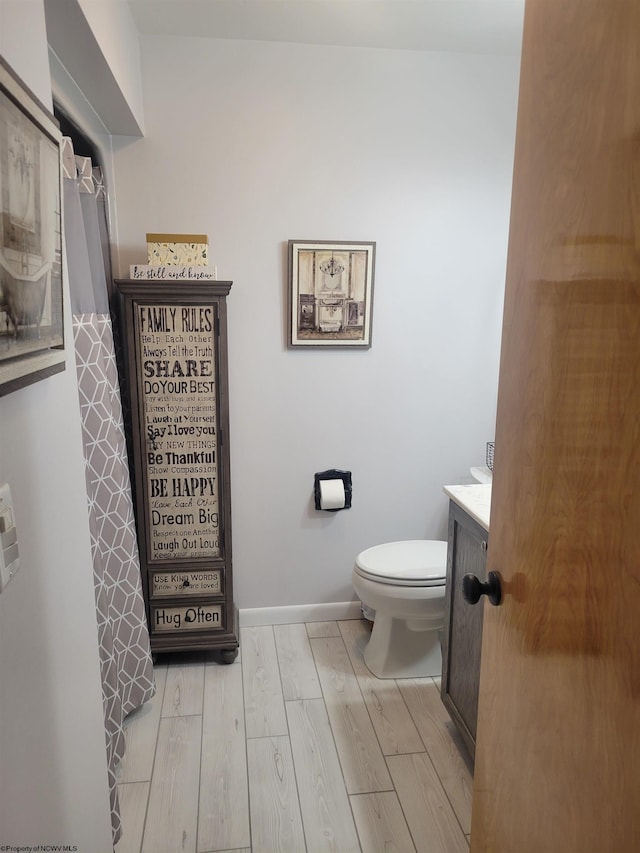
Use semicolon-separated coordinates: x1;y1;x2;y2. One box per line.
352;539;448;679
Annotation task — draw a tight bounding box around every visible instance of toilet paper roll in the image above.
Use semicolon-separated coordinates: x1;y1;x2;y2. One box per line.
319;478;346;510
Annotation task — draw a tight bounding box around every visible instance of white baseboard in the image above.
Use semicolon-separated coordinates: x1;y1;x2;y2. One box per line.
238;600;363;627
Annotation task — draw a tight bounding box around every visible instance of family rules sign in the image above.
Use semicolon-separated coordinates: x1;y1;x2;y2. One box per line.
137;302;222;562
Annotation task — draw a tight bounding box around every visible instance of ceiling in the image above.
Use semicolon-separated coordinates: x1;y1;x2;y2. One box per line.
127;0;525;56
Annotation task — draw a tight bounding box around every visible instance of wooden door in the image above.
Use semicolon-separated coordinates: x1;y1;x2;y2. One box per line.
471;2;640;851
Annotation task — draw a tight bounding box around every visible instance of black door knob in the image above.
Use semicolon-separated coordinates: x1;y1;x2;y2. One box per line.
462;571;502;606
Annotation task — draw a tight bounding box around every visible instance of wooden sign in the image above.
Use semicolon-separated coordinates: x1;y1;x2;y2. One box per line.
152;569;221;597
151;603;223;633
137;302;221;562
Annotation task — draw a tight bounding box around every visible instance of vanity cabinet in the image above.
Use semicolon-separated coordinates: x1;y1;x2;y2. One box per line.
441;500;488;760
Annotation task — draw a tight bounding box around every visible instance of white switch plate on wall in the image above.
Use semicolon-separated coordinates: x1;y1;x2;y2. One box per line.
0;483;20;592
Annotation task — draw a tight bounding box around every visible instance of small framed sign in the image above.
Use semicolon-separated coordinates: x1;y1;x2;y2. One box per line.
151;603;223;633
151;569;222;597
288;240;375;348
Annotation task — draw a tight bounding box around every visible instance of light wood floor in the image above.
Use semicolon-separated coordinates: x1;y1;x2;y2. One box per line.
115;618;473;853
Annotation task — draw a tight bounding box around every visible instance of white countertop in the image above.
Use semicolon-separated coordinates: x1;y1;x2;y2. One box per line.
443;484;491;531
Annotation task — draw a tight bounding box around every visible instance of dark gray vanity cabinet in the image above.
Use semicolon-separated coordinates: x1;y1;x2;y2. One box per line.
441;500;488;760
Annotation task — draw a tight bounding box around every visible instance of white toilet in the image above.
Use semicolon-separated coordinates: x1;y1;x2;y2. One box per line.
352;539;448;679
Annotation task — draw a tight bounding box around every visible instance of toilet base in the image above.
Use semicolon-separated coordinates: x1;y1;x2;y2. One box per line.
363;612;442;679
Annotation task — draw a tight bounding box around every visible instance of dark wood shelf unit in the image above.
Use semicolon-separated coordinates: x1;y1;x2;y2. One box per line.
114;279;238;661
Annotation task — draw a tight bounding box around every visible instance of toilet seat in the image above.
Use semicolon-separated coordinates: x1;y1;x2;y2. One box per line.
354;540;447;587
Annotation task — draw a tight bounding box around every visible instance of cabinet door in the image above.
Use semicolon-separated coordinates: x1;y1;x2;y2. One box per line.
441;501;488;760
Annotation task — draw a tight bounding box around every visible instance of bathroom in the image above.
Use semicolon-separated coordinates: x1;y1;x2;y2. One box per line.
0;1;522;849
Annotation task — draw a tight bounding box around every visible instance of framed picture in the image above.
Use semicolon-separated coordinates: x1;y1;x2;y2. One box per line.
288;240;375;348
0;56;65;397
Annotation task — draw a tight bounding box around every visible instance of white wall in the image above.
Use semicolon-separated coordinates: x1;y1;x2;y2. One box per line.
0;0;113;849
78;0;145;128
44;0;144;135
112;36;520;610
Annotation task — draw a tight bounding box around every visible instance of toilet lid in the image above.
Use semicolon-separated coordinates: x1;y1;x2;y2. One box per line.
354;540;447;587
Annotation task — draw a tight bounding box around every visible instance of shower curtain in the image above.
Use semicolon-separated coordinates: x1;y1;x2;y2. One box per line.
62;137;155;845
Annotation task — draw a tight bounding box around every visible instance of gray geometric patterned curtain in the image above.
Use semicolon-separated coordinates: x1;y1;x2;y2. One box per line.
62;137;155;846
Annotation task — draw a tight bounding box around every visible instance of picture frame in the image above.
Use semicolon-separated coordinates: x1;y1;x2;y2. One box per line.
0;56;65;397
288;240;375;348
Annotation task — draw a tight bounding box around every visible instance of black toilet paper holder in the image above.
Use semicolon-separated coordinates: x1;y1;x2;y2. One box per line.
314;469;352;511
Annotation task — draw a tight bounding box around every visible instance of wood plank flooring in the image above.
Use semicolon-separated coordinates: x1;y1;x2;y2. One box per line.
115;618;472;853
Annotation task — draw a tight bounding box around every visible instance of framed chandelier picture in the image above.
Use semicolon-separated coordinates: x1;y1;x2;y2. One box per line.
288;240;375;348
